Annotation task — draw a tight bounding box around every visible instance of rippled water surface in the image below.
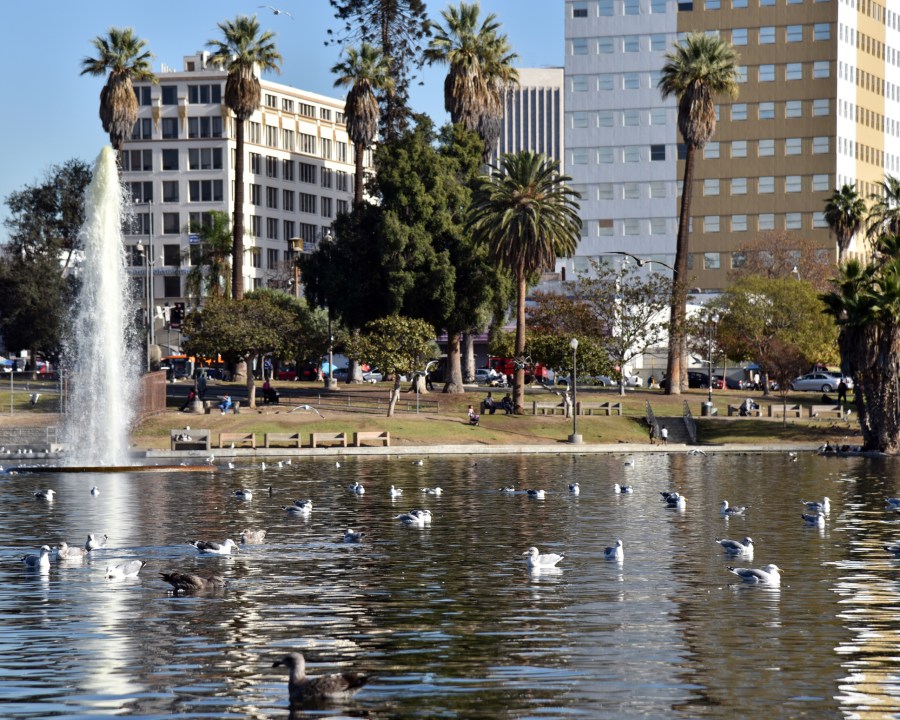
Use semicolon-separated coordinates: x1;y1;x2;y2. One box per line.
2;452;900;719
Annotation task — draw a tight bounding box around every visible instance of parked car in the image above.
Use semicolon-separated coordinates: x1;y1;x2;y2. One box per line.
824;371;853;390
362;369;383;383
623;374;643;387
331;367;349;382
277;368;299;381
474;368;493;384
715;375;744;390
789;372;841;392
687;372;723;389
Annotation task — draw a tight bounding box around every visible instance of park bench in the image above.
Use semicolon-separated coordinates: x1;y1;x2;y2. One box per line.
768;404;802;418
578;401;622;416
204;400;243;414
353;430;391;447
170;429;211;451
264;432;303;448
727;404;763;417
311;431;348;448
809;404;844;419
219;432;256;449
532;401;566;416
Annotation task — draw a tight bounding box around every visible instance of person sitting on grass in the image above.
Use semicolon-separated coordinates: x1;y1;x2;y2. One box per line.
467;405;480;426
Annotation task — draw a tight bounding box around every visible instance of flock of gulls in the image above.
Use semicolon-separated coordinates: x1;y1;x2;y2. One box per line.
18;455;900;706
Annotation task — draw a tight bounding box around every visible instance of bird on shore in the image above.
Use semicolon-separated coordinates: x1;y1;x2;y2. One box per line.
802;497;831;514
240;528;268;544
801;512;826;527
190;538;236;555
716;537;754;557
727;564;782;585
34;489;55;501
85;533;108;551
272;652;369;705
54;541;87;561
604;538;624;561
720;500;747;516
22;545;51;571
105;560;147;580
160;571;225;594
523;546;564;570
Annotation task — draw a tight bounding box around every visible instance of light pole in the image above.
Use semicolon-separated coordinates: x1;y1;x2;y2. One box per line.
707;314;719;404
319;230;337;391
136;208;155;373
289;236;303;299
568;337;582;444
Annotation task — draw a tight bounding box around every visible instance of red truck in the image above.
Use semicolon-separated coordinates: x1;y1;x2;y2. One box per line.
488;356;549;385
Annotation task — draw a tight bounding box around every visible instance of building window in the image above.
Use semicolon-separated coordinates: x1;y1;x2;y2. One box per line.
599;0;614;14
650;218;667;234
248;122;261;143
732;0;747;6
572;38;588;55
321;197;333;218
625;0;640;13
650;108;667;125
735;66;747;83
732;140;747;157
813;98;830;116
678;0;693;10
321;168;334;188
624;36;640;53
572;148;589;165
573;0;589;16
162;181;179;203
598;111;614;127
651;34;667;51
704;216;720;233
732;28;747;45
249;216;261;237
731;103;747;121
650;144;666;161
598;219;614;236
266;187;278;209
649;182;667;199
732;215;747;232
189;180;223;202
572;75;589;92
785;100;802;118
785;138;802;155
759;213;775;230
161;149;179;171
704;179;720;196
161;85;177;105
813;61;830;78
814;23;831;41
300;133;316;154
813;136;829;154
321;138;333;160
704;142;720;159
162;213;180;234
759;65;775;82
812;174;830;191
159;117;178;139
758;139;774;156
283;190;295;212
266;156;278;178
250;153;261;174
163;277;181;298
336;171;350;192
250;184;261;206
813;211;828;228
785;176;802;193
759;176;775;193
624;110;641;126
623;73;641;89
623;183;640;199
624;219;641;235
731;177;747;194
759;27;775;44
299;193;317;214
300;162;317;184
731;251;746;267
706;0;720;7
283;160;295;181
785;213;803;230
786;25;803;42
189;148;223;170
131;118;152;140
123;149;152;172
759;102;775;119
572;112;590;128
594;183;612;200
785;63;803;81
599;147;614;163
624;146;641;162
134;86;152;106
704;252;721;269
651;0;667;12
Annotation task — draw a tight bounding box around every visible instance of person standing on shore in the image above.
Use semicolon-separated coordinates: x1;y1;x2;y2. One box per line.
661;426;669;445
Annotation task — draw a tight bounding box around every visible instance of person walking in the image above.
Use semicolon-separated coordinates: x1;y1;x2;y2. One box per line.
649;423;656;445
661;426;669;445
837;379;848;404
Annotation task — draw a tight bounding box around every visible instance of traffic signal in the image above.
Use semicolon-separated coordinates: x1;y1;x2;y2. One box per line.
170;302;185;329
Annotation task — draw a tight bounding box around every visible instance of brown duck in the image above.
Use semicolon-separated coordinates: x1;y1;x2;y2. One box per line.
272;652;368;704
159;571;225;594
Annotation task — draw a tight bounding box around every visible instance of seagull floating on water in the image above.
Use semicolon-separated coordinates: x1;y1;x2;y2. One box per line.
421;486;443;496
885;497;900;509
883;543;900;557
499;485;516;494
604;538;624;561
106;560;147;580
22;545;51;571
624;457;636;468
85;533;108;551
34;489;55;501
662;492;686;509
526;489;546;499
348;482;365;495
234;489;253;501
801;512;826;527
395;509;432;526
801;497;830;514
390;485;403;498
190;538;237;555
727;564;782;585
716;537;754;557
343;529;365;543
720;500;748;516
240;528;268;544
54;541;87;561
90;486;100;496
272;652;369;706
523;546;564;570
568;482;580;495
160;571;225;594
613;483;633;494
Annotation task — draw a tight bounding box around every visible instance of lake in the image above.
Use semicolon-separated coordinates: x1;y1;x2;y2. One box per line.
1;451;899;718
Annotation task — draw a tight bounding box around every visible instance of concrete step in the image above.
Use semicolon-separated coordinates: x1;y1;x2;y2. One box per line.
655;418;692;444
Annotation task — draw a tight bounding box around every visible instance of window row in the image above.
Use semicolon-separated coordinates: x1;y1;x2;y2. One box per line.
839;22;900;65
702;174;830;196
126;180;224;204
569;107;669;128
730;22;831;45
571;0;667;17
131;115;224;141
700;212;828;233
837;137;896;172
249;186;338;219
703;137;831;159
570;144;668;165
570;32;671;55
682;0;831;9
728;98;830;121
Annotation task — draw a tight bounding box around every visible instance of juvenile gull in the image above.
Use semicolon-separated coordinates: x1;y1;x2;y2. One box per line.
716;537;754;557
190;538;237;555
106;560;147;580
523;546;564;570
343;529;365;543
22;545;51;571
33;489;55;501
85;533;109;551
802;497;831;514
240;528;267;544
727;564;782;585
54;541;87;561
801;512;826;527
272;652;369;705
160;571;225;594
720;500;748;516
604;538;624;561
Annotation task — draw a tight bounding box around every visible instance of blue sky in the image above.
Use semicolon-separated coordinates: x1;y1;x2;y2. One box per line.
0;0;562;240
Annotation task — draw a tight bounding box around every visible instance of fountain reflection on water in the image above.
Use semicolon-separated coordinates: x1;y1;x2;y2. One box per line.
62;146;139;465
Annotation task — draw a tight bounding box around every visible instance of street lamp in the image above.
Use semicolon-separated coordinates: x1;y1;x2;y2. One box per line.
707;313;720;404
568;337;582;444
289;237;303;299
321;230;337;391
135;211;155;372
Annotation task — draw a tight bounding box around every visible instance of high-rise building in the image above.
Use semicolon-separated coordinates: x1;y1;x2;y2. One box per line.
122;52;357;328
493;67;565;169
564;0;895;289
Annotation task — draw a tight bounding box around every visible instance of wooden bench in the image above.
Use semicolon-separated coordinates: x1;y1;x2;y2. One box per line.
354;430;391;447
311;431;347;448
768;404;802;418
728;404;763;417
809;404;844;419
264;432;303;448
170;429;211;451
219;432;256;449
532;401;566;416
205;400;243;414
578;401;622;416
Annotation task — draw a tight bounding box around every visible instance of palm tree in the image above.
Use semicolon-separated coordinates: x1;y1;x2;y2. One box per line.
207;15;282;300
468;151;581;412
424;1;518;157
331;43;395;207
658;31;739;395
184;211;233;303
80;27;156;161
866;175;900;242
824;184;866;264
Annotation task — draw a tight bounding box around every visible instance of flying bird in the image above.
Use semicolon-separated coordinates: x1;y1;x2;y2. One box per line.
259;5;294;18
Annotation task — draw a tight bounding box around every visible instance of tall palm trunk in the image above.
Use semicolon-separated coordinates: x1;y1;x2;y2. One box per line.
232;118;246;300
444;332;464;393
513;271;527;412
665;143;697;395
354;140;365;206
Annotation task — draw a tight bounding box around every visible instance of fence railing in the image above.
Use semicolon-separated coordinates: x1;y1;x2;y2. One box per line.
645;400;660;440
309;391;440;415
682;400;697;444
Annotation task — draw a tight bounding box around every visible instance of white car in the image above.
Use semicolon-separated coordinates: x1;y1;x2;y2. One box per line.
474;368;493;384
362;369;383;383
623;375;643;387
789;372;841;392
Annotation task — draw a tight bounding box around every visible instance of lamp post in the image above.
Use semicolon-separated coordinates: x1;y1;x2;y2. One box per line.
135;210;155;373
322;230;336;391
289;237;303;299
707;314;720;404
568;337;582;444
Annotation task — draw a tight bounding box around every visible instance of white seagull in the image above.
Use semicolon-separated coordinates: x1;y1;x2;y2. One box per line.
285;499;313;515
390;485;403;498
90;486;100;496
190;538;237;555
716;537;754;557
34;489;55;501
105;560;147;580
421;486;443;496
801;512;826;527
727;564;782;585
348;482;365;495
85;533;109;551
720;500;748;516
22;545;51;571
613;483;633;494
523;546;564;570
54;541;87;561
234;488;253;501
259;6;294;19
526;489;546;499
568;482;580;495
802;497;831;514
604;538;624;561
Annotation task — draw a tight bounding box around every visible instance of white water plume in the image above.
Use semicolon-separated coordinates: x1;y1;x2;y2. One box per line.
62;146;140;464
